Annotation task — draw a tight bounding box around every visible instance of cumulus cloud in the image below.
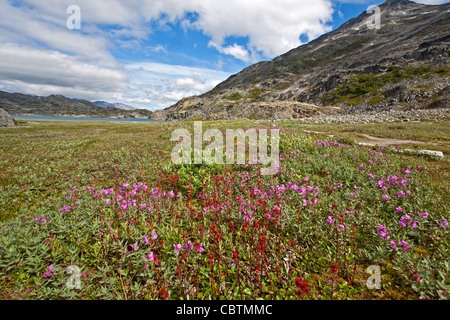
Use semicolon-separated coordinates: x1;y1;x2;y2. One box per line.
123;62;231;110
0;44;128;99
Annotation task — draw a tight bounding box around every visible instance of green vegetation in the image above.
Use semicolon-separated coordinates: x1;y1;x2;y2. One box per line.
325;64;450;106
224;92;244;101
0;119;448;300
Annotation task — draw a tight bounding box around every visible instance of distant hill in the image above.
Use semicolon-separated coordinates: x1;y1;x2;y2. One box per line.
0;91;153;119
152;0;450;121
93;101;137;111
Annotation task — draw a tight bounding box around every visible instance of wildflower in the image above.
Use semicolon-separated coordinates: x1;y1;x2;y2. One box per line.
350;193;355;198
142;235;149;244
168;191;175;198
115;195;122;202
42;264;57;278
441;220;448;228
174;244;181;252
184;241;193;252
369;173;375;179
405;169;410;174
197;242;205;253
130;200;137;207
331;264;339;273
151;231;158;240
105;199;110;206
339;224;345;230
382;195;389;201
146;252;154;261
121;200;128;211
131;242;139;252
406;190;411;196
303;199;308;207
60;205;71;213
400;240;410;251
390;240;397;249
411;221;418;229
419;212;429;219
396;207;403;213
233;251;239;259
326;216;334;225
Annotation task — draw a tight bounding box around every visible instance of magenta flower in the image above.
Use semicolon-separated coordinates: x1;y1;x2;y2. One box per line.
369;173;375;179
419;212;429;219
326;216;334;225
105;199;110;206
350;193;355;198
339;224;345;230
60;205;71;213
441;220;448;228
151;231;157;240
303;199;308;207
382;195;389;201
116;195;122;202
380;231;388;239
146;252;154;261
184;241;193;252
197;242;205;253
400;240;410;251
168;191;175;198
390;240;397;249
173;244;181;252
396;207;403;213
42;264;57;278
131;242;139;252
142;235;149;244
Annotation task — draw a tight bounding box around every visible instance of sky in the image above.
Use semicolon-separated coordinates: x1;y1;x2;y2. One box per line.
0;0;448;111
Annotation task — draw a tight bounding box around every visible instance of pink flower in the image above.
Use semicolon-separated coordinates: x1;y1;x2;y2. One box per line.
184;241;193;252
400;240;410;251
142;235;149;244
151;231;157;240
146;252;154;261
303;199;308;207
382;195;389;201
369;173;375;179
390;240;397;249
131;242;139;252
441;220;448;228
419;212;428;219
173;244;181;252
197;242;204;253
350;193;355;198
326;216;334;225
105;199;110;206
396;207;403;213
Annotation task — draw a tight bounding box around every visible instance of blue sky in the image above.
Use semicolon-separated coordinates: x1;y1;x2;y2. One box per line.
0;0;447;111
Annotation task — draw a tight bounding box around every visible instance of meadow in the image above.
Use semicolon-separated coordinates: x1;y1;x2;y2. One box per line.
0;119;448;300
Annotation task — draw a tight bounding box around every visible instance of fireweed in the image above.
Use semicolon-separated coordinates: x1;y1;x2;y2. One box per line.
0;130;448;300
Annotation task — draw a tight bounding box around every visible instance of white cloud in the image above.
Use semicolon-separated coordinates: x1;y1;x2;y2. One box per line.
0;44;127;99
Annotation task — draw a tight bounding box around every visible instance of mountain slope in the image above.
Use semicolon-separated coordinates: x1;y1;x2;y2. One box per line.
152;0;450;121
0;91;153;119
93;101;137;111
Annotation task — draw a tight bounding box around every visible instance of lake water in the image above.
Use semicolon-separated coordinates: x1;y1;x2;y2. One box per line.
12;115;161;123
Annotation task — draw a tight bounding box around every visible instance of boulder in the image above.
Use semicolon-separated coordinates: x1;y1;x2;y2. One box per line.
0;108;16;127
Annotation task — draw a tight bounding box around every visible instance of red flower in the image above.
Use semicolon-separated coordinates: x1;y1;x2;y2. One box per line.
331;264;339;273
49;234;54;239
233;251;238;259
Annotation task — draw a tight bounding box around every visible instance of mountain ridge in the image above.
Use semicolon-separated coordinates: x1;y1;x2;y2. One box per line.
152;0;450;121
0;91;152;119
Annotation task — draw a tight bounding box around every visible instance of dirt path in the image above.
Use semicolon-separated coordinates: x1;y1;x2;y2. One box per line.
303;130;445;158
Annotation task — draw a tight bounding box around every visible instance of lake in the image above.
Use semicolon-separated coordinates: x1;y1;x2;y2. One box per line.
12;115;161;123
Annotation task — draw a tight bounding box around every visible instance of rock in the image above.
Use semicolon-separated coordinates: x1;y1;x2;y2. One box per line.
0;108;16;127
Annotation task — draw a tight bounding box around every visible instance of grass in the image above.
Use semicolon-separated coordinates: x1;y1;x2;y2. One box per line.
0;119;448;300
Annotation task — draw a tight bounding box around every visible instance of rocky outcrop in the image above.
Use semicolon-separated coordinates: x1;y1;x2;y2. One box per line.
153;0;450;121
0;108;16;127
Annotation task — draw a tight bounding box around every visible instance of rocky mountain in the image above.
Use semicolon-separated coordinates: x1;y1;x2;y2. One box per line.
93;101;137;111
152;0;450;121
0;108;16;127
0;91;153;119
